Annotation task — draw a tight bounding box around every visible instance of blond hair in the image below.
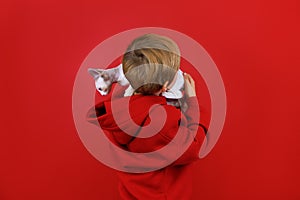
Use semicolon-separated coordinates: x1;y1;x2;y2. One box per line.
122;34;181;95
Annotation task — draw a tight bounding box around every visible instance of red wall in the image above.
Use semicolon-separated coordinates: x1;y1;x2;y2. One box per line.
1;0;300;199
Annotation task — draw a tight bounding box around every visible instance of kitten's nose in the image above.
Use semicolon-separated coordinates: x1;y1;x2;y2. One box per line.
98;88;108;92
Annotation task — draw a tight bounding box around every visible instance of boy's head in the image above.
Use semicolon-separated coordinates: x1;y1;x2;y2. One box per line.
122;34;181;95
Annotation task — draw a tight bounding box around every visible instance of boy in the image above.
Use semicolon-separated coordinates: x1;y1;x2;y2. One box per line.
87;34;208;199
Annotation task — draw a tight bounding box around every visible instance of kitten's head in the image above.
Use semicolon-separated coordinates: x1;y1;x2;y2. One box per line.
88;68;112;95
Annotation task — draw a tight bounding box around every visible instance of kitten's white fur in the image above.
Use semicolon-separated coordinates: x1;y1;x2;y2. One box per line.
88;64;184;99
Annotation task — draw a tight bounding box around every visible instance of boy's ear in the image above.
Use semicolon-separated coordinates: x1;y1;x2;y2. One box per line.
88;68;103;79
161;81;169;92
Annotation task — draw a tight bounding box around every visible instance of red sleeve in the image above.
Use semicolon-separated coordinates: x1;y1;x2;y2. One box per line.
170;96;208;166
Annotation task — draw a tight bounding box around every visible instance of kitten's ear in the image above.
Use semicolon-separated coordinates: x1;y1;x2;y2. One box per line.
88;68;103;79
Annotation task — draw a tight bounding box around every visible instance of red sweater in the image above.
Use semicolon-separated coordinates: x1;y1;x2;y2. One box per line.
87;87;208;200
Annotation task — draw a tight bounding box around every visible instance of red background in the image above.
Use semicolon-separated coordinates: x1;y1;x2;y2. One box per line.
1;0;300;199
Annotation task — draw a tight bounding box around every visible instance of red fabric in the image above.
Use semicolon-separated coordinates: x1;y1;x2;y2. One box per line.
87;85;208;200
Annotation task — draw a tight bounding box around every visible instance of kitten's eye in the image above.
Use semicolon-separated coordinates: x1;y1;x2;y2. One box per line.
101;74;109;81
98;88;102;91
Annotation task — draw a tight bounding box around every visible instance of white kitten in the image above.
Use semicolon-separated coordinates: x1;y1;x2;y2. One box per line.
88;64;184;99
88;64;128;95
